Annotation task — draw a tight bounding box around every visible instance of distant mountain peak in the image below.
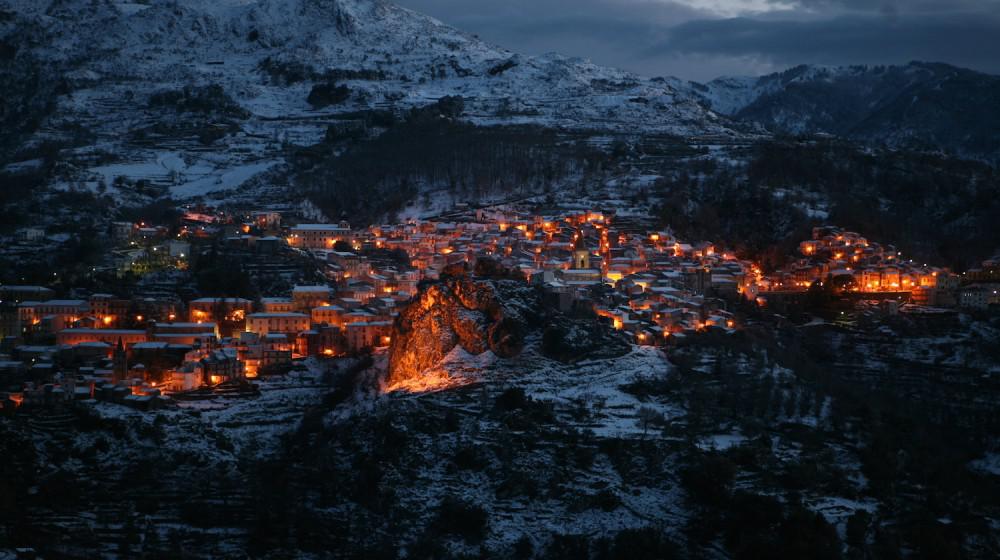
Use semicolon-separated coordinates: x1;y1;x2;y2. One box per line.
696;61;1000;161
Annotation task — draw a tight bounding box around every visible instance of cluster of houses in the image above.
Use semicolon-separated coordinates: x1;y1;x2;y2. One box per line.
0;282;395;412
108;209;281;277
5;209;996;413
286;208;754;345
753;226;999;310
1;205;754;410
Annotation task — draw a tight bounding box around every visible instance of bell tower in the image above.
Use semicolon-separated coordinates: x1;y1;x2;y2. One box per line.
112;337;127;384
572;231;590;270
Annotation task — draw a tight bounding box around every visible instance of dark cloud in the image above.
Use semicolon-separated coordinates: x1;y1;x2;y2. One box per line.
394;0;1000;81
654;14;1000;75
783;0;996;14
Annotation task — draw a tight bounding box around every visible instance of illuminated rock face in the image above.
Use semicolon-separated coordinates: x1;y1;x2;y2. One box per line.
386;276;530;387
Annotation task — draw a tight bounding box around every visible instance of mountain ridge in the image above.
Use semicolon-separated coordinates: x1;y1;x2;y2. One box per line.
0;0;741;205
1;0;996;212
694;61;1000;161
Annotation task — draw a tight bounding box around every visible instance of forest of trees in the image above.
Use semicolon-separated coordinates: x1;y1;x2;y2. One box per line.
296;102;611;224
657;139;1000;271
655;319;1000;560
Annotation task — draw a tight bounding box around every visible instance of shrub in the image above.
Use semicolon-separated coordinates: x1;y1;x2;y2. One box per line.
495;387;529;412
451;445;490;471
307;81;351;108
611;527;679;560
680;453;736;506
430;496;488;543
148;84;248;118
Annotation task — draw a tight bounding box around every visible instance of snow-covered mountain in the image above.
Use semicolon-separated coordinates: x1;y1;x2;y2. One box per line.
0;0;739;202
693;62;1000;160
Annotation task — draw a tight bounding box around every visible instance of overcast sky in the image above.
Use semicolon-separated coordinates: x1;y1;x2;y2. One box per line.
394;0;1000;82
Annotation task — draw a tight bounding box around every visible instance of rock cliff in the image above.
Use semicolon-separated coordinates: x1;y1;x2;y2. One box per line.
386;274;537;387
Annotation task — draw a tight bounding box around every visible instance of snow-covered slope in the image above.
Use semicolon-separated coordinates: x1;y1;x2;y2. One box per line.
693;65;842;118
0;0;738;202
694;62;1000;160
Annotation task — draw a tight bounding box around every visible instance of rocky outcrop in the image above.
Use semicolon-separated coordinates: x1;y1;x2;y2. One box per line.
386;274;536;387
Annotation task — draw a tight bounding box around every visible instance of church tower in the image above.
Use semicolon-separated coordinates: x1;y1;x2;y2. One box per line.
112;337;127;384
572;230;590;270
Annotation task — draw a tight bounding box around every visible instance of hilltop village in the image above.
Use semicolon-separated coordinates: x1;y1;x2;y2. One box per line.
1;206;997;413
752;226;999;312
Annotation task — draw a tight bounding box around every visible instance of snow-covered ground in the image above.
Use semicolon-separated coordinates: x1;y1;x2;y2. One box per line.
5;0;749;205
380;342;678;440
366;341;690;551
87;359;332;460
